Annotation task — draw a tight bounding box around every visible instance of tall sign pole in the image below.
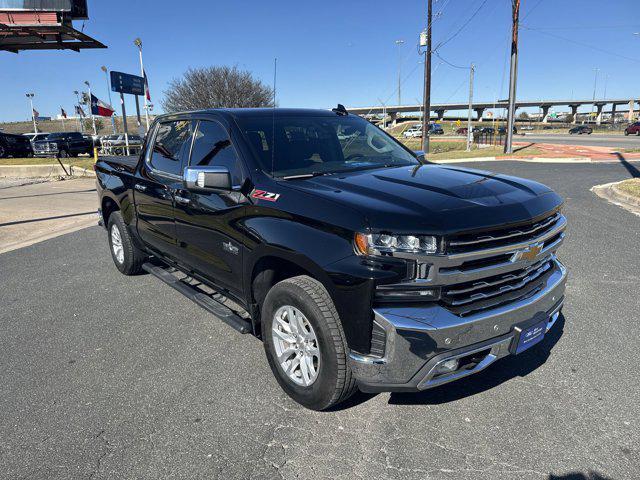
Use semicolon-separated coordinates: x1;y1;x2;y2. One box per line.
504;0;520;154
120;92;130;156
421;0;433;154
134;38;150;132
84;81;97;136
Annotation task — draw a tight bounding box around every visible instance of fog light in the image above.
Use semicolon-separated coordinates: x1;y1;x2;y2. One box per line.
433;358;459;375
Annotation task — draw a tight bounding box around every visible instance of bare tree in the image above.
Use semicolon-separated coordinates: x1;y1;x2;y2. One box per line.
162;66;274;112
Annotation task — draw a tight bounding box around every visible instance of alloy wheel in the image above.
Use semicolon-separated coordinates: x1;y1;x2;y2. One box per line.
110;225;124;264
271;305;320;387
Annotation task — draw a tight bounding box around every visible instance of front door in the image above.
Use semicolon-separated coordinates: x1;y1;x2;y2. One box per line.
173;119;247;296
135;119;194;260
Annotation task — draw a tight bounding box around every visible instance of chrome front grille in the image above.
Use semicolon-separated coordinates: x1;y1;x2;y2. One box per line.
447;212;562;254
383;212;567;317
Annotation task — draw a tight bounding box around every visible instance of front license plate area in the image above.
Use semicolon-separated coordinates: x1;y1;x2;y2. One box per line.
510;317;548;354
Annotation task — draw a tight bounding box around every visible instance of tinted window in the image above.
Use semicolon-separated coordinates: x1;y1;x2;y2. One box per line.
190;120;242;185
236;114;417;178
47;133;66;140
150;121;194;176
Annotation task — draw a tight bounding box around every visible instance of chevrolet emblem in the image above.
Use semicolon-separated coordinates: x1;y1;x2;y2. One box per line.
511;243;543;262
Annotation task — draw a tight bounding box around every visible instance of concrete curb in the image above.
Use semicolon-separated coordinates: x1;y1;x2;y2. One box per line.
0;164;95;178
591;180;640;216
434;157;593;164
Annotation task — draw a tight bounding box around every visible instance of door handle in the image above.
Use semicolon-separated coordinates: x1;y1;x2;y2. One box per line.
134;184;147;192
174;195;190;205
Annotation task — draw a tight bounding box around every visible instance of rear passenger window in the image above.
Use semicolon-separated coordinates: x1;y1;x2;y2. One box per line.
190;120;243;185
150;121;194;176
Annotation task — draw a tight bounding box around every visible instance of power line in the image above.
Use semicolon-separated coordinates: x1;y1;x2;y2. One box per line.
434;0;490;51
520;0;544;22
522;25;640;64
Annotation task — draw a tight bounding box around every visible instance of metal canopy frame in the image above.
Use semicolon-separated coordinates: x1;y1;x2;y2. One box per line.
0;21;105;52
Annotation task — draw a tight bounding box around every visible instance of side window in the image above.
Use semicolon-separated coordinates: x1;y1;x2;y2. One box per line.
150;120;194;176
190;120;242;185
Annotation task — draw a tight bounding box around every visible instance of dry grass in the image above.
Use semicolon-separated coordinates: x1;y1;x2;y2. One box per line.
0;157;95;170
617;179;640;198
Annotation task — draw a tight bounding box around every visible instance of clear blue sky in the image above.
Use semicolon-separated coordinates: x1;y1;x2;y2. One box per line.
1;0;639;122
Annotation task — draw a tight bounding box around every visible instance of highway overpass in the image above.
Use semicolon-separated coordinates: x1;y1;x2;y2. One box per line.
348;98;639;125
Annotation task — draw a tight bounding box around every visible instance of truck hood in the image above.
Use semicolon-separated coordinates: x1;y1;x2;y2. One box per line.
283;164;562;234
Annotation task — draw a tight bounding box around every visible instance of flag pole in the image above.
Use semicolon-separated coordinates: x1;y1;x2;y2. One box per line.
134;38;150;132
74;90;84;133
84;81;97;136
101;66;117;134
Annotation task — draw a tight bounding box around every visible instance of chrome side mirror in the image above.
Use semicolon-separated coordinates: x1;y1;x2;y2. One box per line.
414;150;427;163
183;166;232;192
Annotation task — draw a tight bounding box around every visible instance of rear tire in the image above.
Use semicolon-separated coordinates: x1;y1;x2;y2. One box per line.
107;211;146;275
262;275;357;410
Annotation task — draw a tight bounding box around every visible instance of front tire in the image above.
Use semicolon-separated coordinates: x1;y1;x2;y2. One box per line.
262;275;357;410
107;211;146;275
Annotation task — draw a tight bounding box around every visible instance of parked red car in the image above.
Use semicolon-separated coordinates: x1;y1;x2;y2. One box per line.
624;122;640;136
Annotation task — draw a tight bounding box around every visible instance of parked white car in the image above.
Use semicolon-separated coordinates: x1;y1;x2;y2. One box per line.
403;126;423;138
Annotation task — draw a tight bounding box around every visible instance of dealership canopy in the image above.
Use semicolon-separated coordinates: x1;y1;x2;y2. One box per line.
0;0;105;53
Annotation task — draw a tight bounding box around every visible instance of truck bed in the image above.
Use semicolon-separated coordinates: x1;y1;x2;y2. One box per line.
99;155;139;174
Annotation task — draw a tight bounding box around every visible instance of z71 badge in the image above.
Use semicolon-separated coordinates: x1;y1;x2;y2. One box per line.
251;189;281;202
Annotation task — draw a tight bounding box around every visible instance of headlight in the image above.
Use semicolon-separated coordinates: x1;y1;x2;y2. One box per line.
354;233;438;256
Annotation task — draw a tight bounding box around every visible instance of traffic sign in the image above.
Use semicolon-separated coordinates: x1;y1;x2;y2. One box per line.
110;71;144;96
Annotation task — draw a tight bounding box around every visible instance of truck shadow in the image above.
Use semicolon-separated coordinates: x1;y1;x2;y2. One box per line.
386;313;566;406
548;472;613;480
613;152;640;178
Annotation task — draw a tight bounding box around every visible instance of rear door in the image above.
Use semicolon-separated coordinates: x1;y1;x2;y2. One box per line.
67;132;85;154
135;119;195;260
173;118;247;295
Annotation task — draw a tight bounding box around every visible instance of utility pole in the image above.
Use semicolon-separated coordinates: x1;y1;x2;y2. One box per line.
591;67;600;124
504;0;520;154
466;64;475;152
421;0;433;153
26;93;37;133
395;39;404;105
134;38;150;132
84;81;97;136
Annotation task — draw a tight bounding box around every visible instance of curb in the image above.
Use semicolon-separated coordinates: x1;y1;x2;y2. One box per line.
591;181;640;216
0;164;95;178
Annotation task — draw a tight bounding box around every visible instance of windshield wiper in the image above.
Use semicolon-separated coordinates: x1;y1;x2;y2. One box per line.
280;171;330;180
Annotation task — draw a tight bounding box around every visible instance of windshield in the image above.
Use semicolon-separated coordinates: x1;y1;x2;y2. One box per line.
46;133;66;140
236;114;418;178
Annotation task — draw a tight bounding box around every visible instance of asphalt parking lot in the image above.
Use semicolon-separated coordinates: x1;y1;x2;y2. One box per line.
1;161;638;480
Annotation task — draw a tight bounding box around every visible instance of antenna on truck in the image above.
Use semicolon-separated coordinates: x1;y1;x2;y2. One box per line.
271;58;277;177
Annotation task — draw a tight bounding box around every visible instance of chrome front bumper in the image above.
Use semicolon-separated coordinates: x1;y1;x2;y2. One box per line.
349;258;567;392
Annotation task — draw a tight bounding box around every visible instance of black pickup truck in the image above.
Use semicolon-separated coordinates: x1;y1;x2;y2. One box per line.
33;132;94;157
95;107;568;410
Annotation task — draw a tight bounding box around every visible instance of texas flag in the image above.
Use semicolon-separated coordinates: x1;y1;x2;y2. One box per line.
143;70;151;101
60;107;67;119
90;94;115;117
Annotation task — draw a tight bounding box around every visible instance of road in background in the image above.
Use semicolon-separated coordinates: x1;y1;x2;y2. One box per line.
0;162;638;479
519;134;640;149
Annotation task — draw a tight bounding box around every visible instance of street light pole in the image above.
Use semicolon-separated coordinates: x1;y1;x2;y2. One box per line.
421;0;433;154
84;81;97;136
504;0;520;154
134;38;150;132
101;66;117;133
26;93;37;133
395;39;404;106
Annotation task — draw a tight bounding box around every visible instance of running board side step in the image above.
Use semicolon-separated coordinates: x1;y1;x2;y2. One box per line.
142;262;252;334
